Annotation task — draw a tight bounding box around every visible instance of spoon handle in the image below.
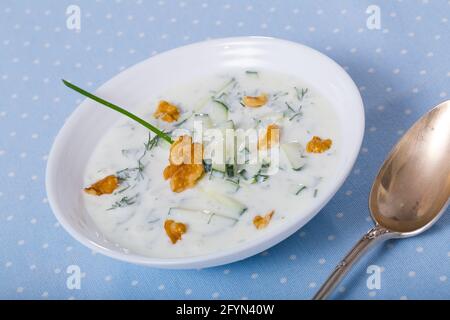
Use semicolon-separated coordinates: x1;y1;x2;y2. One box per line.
313;225;392;300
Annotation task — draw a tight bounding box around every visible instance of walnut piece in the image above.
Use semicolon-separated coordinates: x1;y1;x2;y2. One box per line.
164;136;205;192
306;136;332;153
169;135;203;165
84;175;119;196
258;124;280;150
169;164;204;193
164;219;187;244
242;94;268;108
253;210;275;230
153;100;180;123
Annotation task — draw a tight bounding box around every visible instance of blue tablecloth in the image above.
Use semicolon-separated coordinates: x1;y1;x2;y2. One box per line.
0;0;449;300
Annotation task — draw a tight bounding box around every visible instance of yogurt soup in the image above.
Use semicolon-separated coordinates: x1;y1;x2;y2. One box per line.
83;70;340;258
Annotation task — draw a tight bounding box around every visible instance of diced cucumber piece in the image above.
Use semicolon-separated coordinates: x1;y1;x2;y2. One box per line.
218;120;235;130
207;175;240;194
168;207;237;235
225;164;235;178
203;159;212;173
281;142;306;171
201;189;247;219
238;162;262;182
256;112;285;123
211;162;226;173
193;113;212;129
210;99;229;124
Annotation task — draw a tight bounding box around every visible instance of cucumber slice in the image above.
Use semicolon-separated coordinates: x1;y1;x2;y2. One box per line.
210;99;229;124
193;113;212;129
168;207;237;234
225;164;235;178
238;162;262;182
207;175;240;194
218;120;235;130
211;162;226;173
201;189;247;218
281;142;306;171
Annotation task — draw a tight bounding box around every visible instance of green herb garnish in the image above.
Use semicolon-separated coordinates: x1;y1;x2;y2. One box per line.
107;194;139;210
295;87;308;101
62;80;173;144
245;70;259;77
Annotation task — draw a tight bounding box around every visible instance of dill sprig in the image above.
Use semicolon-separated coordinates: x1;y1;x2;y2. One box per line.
107;194;139;210
295;87;309;101
62;80;173;144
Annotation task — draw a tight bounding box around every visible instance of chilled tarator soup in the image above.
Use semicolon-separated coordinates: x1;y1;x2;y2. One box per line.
83;70;340;258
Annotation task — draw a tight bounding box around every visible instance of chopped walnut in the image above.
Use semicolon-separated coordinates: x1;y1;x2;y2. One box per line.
164;219;187;244
164;136;205;192
253;210;275;230
169;164;204;193
242;94;268;108
306;136;332;153
153;100;180;123
258;124;280;150
169;135;203;165
84;175;119;196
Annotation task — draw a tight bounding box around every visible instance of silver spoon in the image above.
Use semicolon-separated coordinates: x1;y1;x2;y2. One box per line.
313;100;450;300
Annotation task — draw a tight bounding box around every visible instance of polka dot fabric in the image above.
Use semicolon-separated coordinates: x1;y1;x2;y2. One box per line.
0;0;449;300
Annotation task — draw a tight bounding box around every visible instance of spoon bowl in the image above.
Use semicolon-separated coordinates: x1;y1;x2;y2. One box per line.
370;101;450;235
314;100;450;299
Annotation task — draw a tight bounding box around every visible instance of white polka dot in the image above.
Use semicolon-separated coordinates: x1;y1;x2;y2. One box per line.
251;273;259;279
158;284;165;290
338;286;346;293
42;291;49;298
368;291;376;297
104;275;112;282
408;271;416;277
131;280;138;286
328;235;335;241
280;277;287;284
336;212;344;218
223;269;230;275
416;246;424;253
212;292;220;298
318;258;326;265
308;282;316;288
16;287;24;293
5;261;12;268
289;254;297;260
400;295;408;300
439;275;447;282
185;288;192;295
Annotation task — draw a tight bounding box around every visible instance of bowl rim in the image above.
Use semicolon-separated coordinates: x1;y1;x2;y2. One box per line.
46;36;365;269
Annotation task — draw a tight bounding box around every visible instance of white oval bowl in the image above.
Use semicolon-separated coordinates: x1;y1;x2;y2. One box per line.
46;37;364;269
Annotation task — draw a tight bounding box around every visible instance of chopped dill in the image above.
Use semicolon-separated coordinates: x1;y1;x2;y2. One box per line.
285;102;296;113
289;112;303;121
144;133;160;151
245;70;259;77
295;87;309;101
107;194;139;210
295;185;307;195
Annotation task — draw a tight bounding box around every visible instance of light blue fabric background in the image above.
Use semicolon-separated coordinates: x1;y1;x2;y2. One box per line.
0;0;449;300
